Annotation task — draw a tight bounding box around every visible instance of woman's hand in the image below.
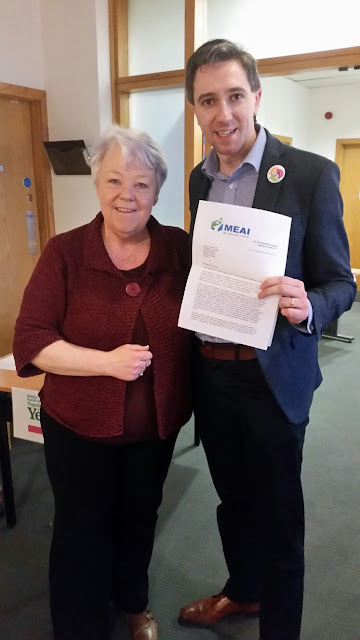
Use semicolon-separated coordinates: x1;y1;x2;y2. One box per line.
31;340;153;380
106;344;153;381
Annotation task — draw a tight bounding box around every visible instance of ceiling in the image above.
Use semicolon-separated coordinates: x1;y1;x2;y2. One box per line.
284;67;360;88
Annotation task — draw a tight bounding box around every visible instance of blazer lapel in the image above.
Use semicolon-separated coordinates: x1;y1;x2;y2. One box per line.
193;168;211;209
190;166;212;237
253;131;289;213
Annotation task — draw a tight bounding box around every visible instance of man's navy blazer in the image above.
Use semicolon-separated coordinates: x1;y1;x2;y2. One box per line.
189;129;356;424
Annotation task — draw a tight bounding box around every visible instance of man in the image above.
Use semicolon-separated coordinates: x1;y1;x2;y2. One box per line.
178;39;356;640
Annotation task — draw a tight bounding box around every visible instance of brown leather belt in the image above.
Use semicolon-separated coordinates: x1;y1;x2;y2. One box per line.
198;341;256;361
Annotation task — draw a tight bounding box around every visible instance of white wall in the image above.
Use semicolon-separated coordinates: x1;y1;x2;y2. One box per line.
257;78;360;162
0;0;44;88
258;77;310;150
307;83;360;160
206;0;360;58
39;0;112;233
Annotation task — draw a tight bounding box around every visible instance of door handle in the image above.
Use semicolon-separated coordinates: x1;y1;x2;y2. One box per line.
25;210;38;255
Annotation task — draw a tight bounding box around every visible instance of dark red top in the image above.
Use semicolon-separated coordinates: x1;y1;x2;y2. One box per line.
13;213;193;440
121;263;157;443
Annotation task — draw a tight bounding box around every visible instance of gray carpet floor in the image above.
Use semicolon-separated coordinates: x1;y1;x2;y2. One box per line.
1;302;359;640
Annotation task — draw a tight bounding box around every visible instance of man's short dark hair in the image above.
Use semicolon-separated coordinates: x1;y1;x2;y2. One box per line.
185;38;261;105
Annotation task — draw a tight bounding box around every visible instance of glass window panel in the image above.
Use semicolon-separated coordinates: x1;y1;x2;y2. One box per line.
128;0;184;75
129;87;185;229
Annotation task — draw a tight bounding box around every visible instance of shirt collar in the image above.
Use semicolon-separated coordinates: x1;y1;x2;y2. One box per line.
202;124;267;180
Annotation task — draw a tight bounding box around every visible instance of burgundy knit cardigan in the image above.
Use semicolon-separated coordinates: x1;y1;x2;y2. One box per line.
13;213;193;439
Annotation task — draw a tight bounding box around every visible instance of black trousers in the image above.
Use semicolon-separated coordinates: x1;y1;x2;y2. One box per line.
194;354;307;640
41;409;177;640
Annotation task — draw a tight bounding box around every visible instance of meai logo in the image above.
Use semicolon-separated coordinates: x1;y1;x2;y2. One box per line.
211;218;223;230
210;218;250;236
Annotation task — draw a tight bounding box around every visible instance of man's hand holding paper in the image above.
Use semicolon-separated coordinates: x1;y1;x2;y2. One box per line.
258;276;309;325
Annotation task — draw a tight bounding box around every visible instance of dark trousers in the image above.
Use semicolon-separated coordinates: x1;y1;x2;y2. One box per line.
41;409;177;640
194;354;307;640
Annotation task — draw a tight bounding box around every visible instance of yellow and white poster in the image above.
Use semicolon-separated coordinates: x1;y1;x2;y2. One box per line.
11;387;43;444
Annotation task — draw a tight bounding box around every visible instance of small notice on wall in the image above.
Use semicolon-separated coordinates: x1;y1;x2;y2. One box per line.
12;387;43;444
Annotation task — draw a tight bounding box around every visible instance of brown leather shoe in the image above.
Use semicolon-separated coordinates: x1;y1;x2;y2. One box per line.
126;608;158;640
178;593;260;626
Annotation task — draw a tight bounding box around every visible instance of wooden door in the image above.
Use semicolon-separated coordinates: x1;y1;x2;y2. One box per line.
0;96;41;355
336;139;360;290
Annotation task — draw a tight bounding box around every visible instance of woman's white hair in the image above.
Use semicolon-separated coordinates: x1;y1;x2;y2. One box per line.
90;124;168;193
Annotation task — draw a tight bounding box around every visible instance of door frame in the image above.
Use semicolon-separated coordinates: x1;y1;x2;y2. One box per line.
0;83;54;250
335;137;360;170
335;137;360;294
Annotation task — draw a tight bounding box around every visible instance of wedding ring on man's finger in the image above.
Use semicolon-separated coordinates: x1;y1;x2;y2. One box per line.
290;297;295;308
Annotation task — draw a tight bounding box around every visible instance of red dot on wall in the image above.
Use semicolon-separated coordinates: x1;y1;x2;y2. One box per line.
325;111;333;120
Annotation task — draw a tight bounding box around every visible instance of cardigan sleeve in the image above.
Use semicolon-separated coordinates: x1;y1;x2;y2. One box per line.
13;238;68;377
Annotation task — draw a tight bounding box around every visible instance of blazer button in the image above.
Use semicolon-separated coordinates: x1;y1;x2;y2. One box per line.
125;282;141;297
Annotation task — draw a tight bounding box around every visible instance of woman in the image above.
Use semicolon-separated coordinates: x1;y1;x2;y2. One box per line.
13;125;192;640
